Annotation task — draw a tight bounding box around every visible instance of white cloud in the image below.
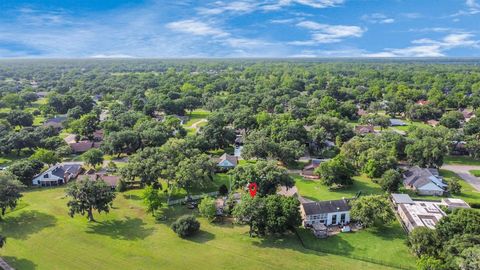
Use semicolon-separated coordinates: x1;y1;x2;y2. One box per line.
449;0;480;17
401;13;423;19
293;21;365;44
408;27;454;33
361;13;395;24
364;33;479;57
165;20;229;37
90;54;135;58
224;38;272;48
198;0;344;15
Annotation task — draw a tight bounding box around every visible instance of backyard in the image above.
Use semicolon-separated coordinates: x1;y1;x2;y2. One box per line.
0;187;396;270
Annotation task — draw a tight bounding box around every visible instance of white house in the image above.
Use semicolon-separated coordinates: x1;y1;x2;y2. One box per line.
300;199;351;227
217;153;238;170
32;163;83;187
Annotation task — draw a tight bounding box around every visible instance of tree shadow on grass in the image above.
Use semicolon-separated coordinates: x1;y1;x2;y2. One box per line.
1;210;57;240
86;217;154;240
253;229;354;258
3;256;37;270
366;224;406;241
186;230;215;244
155;206;198;226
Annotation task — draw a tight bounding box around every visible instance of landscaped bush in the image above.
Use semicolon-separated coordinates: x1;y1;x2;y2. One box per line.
218;184;228;196
116;179;127;192
171;215;200;238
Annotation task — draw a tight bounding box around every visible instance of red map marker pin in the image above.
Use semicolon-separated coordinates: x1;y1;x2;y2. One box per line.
248;182;257;198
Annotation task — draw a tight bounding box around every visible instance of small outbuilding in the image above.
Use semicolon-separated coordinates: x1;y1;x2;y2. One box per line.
217;153;238;170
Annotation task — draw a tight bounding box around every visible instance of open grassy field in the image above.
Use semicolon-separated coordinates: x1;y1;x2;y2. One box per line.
291;174;416;269
0;187;396;270
297;221;416;269
184;109;211;126
294;174;383;201
444;155;480;166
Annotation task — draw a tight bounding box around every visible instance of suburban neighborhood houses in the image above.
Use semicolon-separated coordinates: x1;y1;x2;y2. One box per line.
1;58;480;270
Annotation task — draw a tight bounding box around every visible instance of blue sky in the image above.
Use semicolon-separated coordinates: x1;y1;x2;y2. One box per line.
0;0;479;58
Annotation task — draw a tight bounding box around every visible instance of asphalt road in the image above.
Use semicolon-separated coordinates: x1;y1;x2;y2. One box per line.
441;165;480;192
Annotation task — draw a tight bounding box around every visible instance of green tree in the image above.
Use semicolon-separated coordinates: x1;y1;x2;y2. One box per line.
379;169;402;193
439;111;463;129
198;196;216;222
81;148;104;168
6;110;34;127
405;136;446;168
171;215;200;238
30;148;60;166
142;185;163;216
445;178;461;195
0;173;25;219
315;156;355;187
66;178;116;222
416;256;445;270
70;113;99;141
176;154;215;196
456;246;480;270
7;159;44;186
230;161;294;196
232;195;267;237
436;209;480;241
361;148;397;178
350;195;395;227
2;93;25;109
407;227;439;257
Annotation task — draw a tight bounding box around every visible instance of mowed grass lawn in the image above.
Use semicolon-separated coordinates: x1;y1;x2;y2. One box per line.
297;221;416;269
184;109;211;127
294;174;416;269
0;187;395;270
294;174;383;201
444;155;480;166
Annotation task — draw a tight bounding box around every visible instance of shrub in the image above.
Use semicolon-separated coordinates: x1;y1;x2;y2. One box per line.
116;180;127;192
171;215;200;238
198;197;216;221
218;184;228;196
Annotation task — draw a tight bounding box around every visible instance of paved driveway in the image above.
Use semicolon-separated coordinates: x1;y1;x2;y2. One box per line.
441;165;480;192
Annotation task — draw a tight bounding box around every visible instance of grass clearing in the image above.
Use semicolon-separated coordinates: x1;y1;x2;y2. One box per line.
444;155;480;166
294;174;383;201
297;222;415;269
0;187;395;270
185;109;211;127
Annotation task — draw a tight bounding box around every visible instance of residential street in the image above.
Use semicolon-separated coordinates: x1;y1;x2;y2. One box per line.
441;165;480;192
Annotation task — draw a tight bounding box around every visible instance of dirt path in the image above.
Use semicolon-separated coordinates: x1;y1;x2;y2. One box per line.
189;119;208;130
441;164;480;192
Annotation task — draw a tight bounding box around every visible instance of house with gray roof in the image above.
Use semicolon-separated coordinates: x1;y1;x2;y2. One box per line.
217;153;238;170
43;116;67;130
403;166;447;196
389;119;407;126
300;199;351;227
32;163;83;187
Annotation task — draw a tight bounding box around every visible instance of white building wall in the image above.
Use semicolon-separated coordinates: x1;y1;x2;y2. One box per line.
326;211;350;225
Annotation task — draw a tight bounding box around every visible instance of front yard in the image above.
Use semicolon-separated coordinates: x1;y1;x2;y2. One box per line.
0;187;395;270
